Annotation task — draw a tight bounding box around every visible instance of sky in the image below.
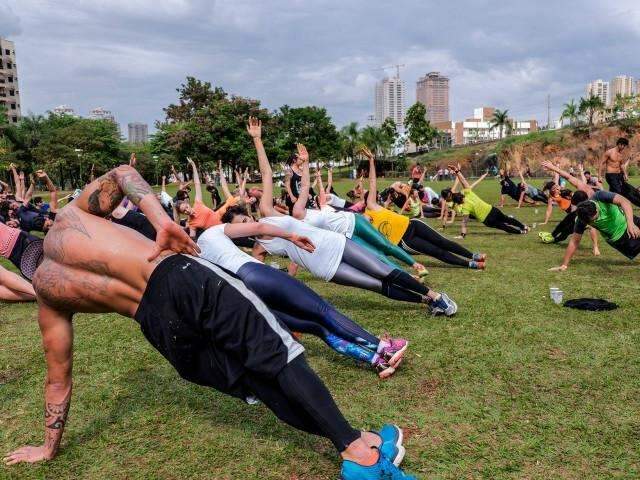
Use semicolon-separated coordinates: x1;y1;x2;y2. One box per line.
1;0;640;134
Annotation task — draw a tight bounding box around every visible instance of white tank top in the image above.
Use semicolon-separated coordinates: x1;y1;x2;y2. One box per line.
257;215;346;281
197;224;261;274
303;207;356;238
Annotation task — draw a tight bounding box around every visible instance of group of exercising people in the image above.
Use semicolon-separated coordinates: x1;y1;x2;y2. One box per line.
2;120;639;478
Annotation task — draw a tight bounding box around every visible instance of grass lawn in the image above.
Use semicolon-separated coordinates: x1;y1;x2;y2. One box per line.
1;176;640;479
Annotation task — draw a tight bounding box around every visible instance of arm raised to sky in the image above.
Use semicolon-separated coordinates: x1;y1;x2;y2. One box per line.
247;116;279;217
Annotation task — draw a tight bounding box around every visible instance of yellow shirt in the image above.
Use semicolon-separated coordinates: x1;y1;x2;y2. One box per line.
457;188;492;222
365;207;410;245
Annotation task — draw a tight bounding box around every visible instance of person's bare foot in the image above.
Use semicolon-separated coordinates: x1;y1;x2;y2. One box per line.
341;437;378;465
593;248;601;256
361;431;382;449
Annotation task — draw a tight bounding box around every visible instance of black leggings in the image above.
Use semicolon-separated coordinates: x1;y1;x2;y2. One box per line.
243;356;361;452
552;210;577;243
331;239;430;304
483;207;526;234
237;262;379;350
606;173;640;207
401;219;474;267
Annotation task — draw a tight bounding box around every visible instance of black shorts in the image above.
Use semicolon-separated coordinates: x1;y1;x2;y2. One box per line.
9;230;43;281
134;255;304;399
112;210;157;241
609;217;640;259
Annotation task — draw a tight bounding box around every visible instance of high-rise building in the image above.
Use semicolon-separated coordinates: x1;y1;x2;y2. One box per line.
374;76;406;129
53;105;78;117
416;72;450;123
0;38;22;124
609;75;635;103
128;122;149;144
586;79;609;105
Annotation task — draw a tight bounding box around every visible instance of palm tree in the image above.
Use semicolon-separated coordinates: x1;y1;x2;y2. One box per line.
339;121;360;167
578;95;605;127
560;99;578;127
489;109;510;139
359;125;384;158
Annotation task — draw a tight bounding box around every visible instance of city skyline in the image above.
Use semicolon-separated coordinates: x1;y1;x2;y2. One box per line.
1;1;640;132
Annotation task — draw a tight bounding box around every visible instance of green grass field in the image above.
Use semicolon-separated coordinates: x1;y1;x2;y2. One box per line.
1;176;640;479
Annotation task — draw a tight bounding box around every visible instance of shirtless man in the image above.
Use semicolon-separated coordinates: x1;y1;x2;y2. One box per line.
600;137;640;207
3;165;415;480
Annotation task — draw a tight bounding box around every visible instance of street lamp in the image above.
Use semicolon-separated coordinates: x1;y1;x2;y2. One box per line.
74;148;83;186
153;155;159;186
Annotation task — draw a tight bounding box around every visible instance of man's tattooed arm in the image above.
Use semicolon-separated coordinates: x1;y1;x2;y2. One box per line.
76;165;153;218
74;165;170;230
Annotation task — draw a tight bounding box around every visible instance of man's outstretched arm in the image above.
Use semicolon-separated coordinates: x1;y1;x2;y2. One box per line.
73;165;199;259
4;304;73;465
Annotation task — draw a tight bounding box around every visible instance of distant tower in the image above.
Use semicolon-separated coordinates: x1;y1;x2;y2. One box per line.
610;75;634;104
416;72;450;123
128;122;149;144
374;76;406;129
0;37;22;124
586;79;609;105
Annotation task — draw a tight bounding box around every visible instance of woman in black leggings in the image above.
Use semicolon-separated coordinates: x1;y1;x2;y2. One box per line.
361;147;487;270
444;165;528;236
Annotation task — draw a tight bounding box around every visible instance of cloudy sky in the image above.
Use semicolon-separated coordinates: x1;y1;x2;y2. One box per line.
2;0;640;133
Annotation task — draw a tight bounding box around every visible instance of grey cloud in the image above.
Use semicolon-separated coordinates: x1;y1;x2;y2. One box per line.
4;0;640;131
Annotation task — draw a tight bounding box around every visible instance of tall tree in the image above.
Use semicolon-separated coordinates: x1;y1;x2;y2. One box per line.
379;117;398;158
271;105;340;163
578;95;605;127
560;99;578;127
156;77;273;172
339;121;360;164
404;102;434;149
489;109;510;139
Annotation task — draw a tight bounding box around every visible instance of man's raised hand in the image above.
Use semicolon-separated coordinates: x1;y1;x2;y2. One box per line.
247;116;262;139
148;221;200;262
360;146;374;161
297;143;309;163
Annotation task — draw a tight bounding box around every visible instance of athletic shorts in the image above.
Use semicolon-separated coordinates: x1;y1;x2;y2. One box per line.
9;230;43;281
609;218;640;259
134;254;304;399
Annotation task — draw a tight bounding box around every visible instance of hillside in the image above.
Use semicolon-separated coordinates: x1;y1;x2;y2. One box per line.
412;121;640;175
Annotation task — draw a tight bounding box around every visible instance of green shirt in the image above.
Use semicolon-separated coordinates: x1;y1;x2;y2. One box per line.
574;191;627;242
457;188;492;222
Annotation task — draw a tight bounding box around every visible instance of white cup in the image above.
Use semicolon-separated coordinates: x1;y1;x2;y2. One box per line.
535;208;539;214
552;290;564;304
549;287;560;299
532;223;537;229
270;262;280;269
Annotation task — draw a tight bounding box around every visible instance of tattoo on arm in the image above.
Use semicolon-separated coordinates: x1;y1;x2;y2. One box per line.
86;168;151;217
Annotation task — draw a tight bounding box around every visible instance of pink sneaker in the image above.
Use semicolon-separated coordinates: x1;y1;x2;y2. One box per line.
379;335;409;367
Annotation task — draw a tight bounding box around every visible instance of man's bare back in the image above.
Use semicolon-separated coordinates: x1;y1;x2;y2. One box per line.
33;205;160;317
3;165;198;466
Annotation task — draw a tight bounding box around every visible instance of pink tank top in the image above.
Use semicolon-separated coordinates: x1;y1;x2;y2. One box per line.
0;222;20;259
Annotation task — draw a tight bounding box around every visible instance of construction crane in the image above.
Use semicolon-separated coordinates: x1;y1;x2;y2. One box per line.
373;64;406;78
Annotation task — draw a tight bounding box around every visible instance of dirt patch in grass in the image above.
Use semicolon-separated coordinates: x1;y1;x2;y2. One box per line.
0;368;21;384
